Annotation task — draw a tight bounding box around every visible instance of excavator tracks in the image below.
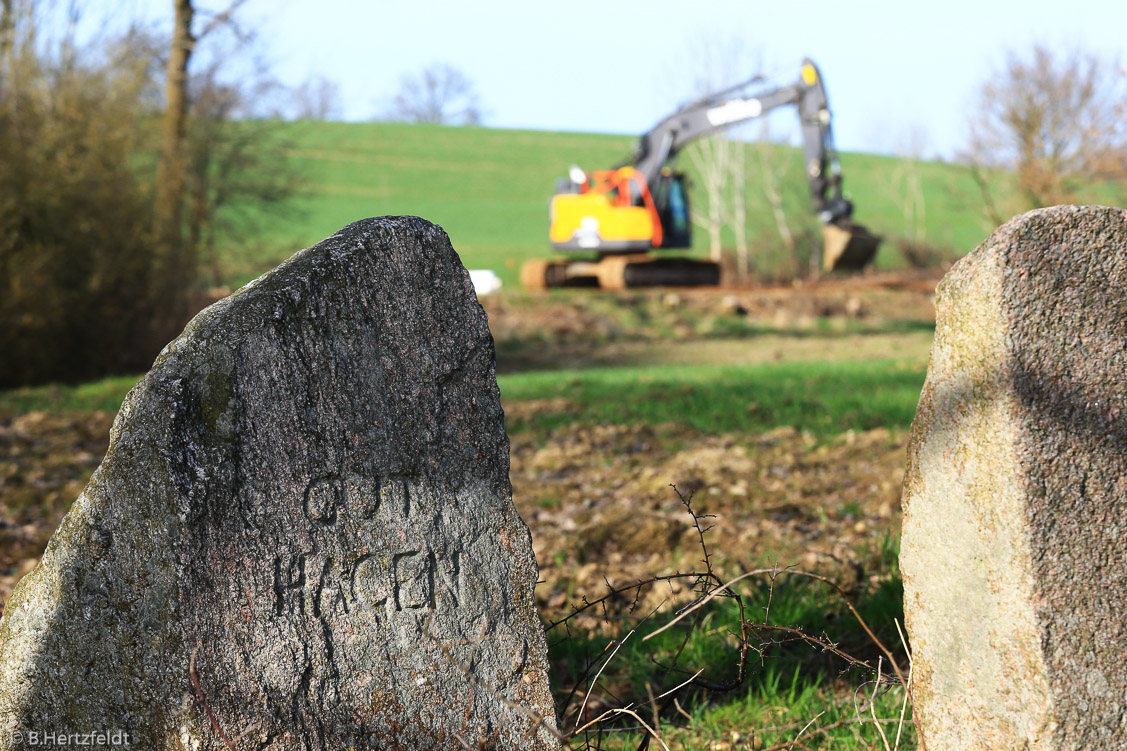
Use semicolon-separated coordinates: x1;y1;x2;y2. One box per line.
521;255;721;290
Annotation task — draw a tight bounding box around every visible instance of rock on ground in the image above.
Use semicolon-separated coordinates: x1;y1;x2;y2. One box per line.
0;217;558;750
901;205;1127;750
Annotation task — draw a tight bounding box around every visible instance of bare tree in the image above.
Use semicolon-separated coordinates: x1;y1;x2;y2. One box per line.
383;63;481;125
889;126;928;249
185;58;298;286
152;0;194;294
686;134;730;263
0;0;14;75
962;44;1127;220
153;0;248;309
290;74;340;121
752;120;797;270
680;39;763;268
729;136;749;278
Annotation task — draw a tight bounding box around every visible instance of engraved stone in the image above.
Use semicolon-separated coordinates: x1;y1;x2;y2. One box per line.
0;217;558;749
393;551;431;610
901;206;1127;750
305;476;339;523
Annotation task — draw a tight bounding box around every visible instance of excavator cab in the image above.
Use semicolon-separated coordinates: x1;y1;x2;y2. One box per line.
547;167;691;253
650;170;692;249
529;167;716;289
549;167;663;252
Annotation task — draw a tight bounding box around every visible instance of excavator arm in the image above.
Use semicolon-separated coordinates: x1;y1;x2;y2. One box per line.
632;77;805;187
628;58;874;266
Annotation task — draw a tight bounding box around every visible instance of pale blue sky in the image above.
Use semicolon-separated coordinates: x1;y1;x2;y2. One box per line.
105;0;1127;158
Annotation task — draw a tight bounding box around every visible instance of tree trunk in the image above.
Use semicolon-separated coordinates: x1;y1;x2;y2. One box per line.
730;139;748;281
153;0;195;301
688;135;728;264
0;0;14;83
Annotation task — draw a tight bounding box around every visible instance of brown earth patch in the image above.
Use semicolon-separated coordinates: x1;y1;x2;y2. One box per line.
510;422;907;622
0;410;113;613
0;409;908;623
483;271;938;373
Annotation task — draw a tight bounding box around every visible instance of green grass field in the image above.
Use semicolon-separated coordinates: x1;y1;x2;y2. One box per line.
500;359;925;436
0;374;142;414
0;357;926;439
214;120;998;289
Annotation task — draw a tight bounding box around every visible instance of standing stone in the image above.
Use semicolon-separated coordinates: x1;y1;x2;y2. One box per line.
901;205;1127;750
0;217;559;750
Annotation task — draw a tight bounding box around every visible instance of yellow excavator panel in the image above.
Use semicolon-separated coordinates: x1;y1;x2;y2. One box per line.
550;192;654;245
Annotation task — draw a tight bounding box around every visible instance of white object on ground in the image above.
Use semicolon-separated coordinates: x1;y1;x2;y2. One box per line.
468;269;502;295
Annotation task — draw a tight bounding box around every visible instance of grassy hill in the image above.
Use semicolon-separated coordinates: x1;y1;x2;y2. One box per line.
217;121;999;289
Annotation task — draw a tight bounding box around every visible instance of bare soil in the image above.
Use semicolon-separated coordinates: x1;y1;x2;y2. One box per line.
483;269;939;372
512;422;907;622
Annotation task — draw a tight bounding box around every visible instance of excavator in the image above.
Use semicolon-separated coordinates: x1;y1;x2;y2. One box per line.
521;58;880;289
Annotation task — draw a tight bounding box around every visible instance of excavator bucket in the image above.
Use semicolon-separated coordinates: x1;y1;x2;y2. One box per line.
822;222;881;272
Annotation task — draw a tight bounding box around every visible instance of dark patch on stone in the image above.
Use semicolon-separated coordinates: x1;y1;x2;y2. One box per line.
999;206;1127;749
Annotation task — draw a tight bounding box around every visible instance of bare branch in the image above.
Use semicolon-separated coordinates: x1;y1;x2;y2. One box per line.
578;629;634;728
544;484;911;749
382;63;481;125
962;44;1127;217
642;566;905;686
195;0;250;41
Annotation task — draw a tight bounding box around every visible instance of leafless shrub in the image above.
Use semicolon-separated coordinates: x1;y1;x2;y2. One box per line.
962;44;1127;222
895;240;949;271
0;1;300;386
289;75;341;121
381;63;482;126
0;2;161;386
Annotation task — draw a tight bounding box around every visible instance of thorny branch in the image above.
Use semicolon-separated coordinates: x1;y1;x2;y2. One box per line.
432;483;912;749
